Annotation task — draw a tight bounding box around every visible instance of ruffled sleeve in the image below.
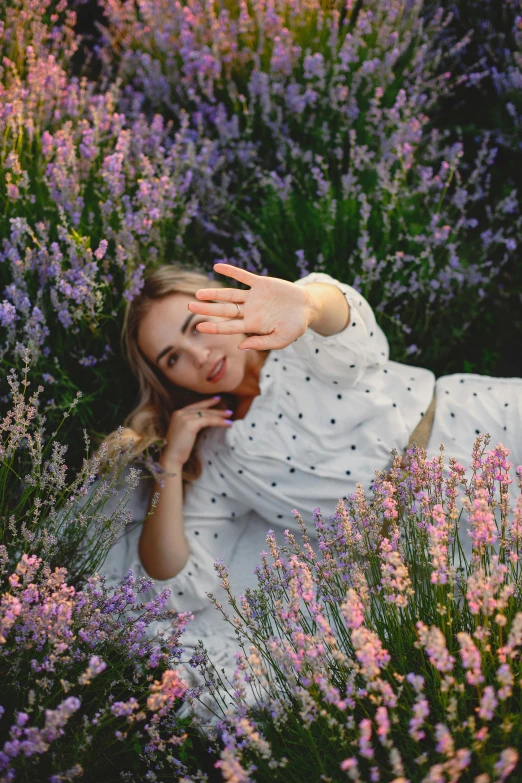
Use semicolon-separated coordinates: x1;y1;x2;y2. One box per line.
290;271;389;387
100;454;252;614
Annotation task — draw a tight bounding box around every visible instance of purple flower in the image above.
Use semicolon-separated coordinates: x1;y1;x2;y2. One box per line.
0;301;17;327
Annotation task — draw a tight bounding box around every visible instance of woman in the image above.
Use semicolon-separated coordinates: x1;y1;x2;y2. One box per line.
99;261;521;713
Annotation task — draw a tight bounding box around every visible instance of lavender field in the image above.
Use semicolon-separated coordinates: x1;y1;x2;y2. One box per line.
1;0;522;780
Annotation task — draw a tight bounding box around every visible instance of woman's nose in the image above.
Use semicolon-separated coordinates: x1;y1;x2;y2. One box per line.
191;346;210;367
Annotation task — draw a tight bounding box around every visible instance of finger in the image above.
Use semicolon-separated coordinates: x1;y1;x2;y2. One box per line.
193;289;245;302
196;414;234;425
191;409;232;416
188;301;243;320
237;332;287;351
213;262;258;286
236;340;265;351
195;320;246;335
182;396;223;410
180;408;231;422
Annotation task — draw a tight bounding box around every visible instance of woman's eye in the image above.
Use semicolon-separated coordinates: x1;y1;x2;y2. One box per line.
166;323;201;367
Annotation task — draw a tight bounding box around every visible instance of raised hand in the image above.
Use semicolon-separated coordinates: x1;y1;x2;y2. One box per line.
188;262;311;351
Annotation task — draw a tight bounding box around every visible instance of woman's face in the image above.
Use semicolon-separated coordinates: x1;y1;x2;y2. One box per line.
137;292;252;395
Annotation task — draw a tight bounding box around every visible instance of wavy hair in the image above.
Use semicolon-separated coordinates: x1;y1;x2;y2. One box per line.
96;264;236;497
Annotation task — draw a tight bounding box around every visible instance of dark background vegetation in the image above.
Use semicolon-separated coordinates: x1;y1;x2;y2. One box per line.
72;0;521;382
0;0;516;482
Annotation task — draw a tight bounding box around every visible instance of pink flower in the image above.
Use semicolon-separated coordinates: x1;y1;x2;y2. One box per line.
494;748;519;782
341;589;365;630
465;486;498;551
77;655;107;686
0;594;22;644
110;698;139;718
416;622;455;673
427;504;451;584
358;718;373;759
379;481;399;520
466;557;512;617
456;632;484;685
215;747;256;782
94;239;108;261
496;663;514;700
7;183;20;200
288;555;316;604
481;445;514;489
147;669;187;714
422;749;472;781
235;718;272;760
379;537;414;607
409;696;430;741
435;722;454;756
477;686;498;721
351;626;390;681
375;706;390;745
406;672;425;693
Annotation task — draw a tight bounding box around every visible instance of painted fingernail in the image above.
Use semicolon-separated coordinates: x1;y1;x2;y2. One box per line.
224;409;233;415
213;395;221;399
224;419;233;425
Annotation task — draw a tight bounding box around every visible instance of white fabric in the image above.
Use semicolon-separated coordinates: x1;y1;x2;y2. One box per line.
99;271;522;723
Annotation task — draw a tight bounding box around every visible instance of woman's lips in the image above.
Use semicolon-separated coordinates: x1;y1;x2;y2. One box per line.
207;357;226;382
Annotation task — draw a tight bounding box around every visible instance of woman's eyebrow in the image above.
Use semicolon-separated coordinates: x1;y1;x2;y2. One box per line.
155;312;196;365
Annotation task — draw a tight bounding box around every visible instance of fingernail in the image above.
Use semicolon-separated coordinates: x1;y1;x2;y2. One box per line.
224;419;233;425
213;395;221;399
224;409;233;415
240;348;251;351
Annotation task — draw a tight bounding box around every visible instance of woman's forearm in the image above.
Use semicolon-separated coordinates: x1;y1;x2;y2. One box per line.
138;454;189;580
303;282;351;337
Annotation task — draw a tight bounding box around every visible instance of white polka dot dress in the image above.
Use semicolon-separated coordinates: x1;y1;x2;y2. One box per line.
102;271;522;604
100;271;522;721
102;272;435;608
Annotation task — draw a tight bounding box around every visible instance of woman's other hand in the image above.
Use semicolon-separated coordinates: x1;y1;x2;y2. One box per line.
187;262;312;351
163;397;233;468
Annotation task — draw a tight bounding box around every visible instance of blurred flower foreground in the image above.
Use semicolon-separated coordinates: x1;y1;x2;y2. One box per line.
1;0;522;780
199;436;522;783
0;360;214;782
2;363;522;781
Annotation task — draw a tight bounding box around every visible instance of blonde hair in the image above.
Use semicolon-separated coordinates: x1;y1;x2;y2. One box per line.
96;264;236;497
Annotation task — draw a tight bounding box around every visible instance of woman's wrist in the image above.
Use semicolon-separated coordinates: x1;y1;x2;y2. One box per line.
302;282;351;336
159;452;184;475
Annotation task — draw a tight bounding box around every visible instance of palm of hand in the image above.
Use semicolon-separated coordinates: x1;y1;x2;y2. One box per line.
189;263;310;351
